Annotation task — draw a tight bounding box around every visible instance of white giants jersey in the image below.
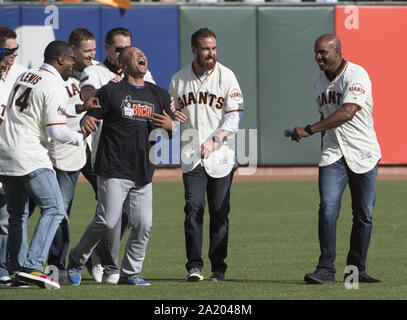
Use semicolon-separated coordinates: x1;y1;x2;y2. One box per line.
0;64;68;176
0;63;27;120
48;75;87;171
79;61;155;90
79;60;155;166
170;62;244;178
314;61;381;174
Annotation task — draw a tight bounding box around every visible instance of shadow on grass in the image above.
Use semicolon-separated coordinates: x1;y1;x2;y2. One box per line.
146;278;307;285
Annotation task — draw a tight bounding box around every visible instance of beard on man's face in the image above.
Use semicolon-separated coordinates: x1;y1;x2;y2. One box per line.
197;52;217;71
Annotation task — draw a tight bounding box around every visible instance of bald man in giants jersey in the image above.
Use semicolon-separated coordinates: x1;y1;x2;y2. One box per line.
78;27;155;285
170;28;244;282
290;34;381;285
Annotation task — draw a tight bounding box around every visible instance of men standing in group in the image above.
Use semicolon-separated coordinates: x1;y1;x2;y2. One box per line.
290;34;381;284
0;41;98;289
67;46;175;286
170;28;244;282
46;28;98;281
78;27;155;284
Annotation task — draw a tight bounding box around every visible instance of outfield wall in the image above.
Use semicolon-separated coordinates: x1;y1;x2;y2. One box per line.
0;2;405;165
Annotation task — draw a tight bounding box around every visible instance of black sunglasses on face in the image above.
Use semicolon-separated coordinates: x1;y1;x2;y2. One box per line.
6;45;19;53
0;45;19;54
115;46;127;53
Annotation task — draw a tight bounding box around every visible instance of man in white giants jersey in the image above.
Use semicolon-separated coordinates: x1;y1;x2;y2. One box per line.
290;34;381;284
170;28;244;282
0;46;16;286
0;27;27;287
0;26;27;122
0;41;97;289
46;28;98;282
78;27;155;285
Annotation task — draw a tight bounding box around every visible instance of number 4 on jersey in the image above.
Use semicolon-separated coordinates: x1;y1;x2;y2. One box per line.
9;84;32;112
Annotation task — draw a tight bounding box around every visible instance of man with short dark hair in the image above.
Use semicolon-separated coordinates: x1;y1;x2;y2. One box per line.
290;34;381;285
46;29;99;281
170;28;244;282
0;40;97;289
0;26;27;287
0;26;27;129
0;46;15;287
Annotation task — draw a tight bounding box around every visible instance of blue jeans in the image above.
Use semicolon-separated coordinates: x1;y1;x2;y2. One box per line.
317;157;378;274
2;168;65;272
0;191;29;275
47;168;81;270
0;194;9;277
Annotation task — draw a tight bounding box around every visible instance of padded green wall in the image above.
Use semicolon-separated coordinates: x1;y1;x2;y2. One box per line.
179;5;334;165
258;7;334;165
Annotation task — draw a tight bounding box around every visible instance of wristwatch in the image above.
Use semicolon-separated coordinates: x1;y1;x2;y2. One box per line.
304;124;314;136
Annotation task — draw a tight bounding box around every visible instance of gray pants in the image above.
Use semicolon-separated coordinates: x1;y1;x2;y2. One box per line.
71;176;152;277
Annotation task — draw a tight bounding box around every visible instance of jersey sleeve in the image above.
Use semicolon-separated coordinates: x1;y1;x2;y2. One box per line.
0;104;6;120
79;66;100;89
42;84;67;127
342;67;371;110
144;70;156;85
169;76;179;110
224;71;244;115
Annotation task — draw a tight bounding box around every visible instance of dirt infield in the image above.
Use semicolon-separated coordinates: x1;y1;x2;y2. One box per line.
78;166;407;182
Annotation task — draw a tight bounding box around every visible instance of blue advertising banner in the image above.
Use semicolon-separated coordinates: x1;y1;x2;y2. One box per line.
3;5;180;165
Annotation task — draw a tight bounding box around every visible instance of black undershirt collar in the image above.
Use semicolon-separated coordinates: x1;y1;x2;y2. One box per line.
325;58;346;82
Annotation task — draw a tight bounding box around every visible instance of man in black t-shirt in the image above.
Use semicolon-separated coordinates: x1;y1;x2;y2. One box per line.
67;47;175;286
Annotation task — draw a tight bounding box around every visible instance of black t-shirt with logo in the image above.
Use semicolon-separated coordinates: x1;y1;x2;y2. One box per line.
89;80;173;183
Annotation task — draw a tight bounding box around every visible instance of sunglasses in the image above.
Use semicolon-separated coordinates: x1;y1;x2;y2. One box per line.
114;46;128;53
0;45;19;54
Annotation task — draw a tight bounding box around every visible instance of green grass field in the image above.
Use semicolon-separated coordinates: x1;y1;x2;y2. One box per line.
1;180;406;300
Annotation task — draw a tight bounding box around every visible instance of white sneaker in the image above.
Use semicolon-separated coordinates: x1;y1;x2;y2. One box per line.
0;275;13;286
187;268;204;282
102;273;119;284
92;264;104;283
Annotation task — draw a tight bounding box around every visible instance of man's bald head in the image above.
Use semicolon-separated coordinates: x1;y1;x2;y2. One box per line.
314;34;343;73
315;34;342;53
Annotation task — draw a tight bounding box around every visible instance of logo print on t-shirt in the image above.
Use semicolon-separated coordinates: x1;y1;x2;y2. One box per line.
121;95;154;121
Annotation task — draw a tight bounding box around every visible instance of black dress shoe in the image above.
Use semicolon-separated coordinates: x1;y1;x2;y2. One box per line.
359;273;381;283
344;272;381;283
